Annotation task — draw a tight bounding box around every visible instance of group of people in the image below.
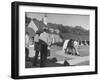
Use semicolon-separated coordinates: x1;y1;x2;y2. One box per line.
64;39;80;56
25;27;81;67
25;28;51;67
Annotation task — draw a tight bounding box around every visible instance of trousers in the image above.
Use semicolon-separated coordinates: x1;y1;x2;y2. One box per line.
39;40;48;67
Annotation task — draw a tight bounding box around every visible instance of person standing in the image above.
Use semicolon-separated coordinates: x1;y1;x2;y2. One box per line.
73;40;79;56
33;31;40;66
25;32;30;59
39;28;50;67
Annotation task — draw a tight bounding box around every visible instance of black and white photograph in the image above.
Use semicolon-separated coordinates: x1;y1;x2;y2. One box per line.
11;1;97;79
25;12;90;68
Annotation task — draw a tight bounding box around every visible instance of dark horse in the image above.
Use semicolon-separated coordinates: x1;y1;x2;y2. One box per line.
66;39;79;56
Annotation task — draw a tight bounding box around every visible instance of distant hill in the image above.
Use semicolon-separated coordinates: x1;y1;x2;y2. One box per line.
26;17;89;41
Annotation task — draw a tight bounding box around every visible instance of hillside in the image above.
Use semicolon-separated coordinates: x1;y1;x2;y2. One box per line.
26;17;89;41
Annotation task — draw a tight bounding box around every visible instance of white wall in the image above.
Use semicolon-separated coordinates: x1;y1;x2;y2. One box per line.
0;0;99;81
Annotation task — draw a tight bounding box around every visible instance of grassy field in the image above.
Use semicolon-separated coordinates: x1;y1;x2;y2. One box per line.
49;45;89;61
26;45;89;68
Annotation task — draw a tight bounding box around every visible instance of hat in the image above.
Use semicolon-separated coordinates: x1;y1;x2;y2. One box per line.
36;30;41;34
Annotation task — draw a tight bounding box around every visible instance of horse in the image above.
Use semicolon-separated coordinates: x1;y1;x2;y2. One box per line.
65;39;79;56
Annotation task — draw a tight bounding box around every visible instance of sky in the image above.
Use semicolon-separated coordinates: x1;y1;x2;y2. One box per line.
26;12;89;30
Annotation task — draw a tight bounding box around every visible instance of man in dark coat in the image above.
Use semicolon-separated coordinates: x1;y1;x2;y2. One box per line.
39;28;50;67
33;31;40;66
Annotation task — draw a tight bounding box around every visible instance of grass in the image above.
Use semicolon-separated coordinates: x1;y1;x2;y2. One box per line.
49;45;89;60
26;45;89;68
